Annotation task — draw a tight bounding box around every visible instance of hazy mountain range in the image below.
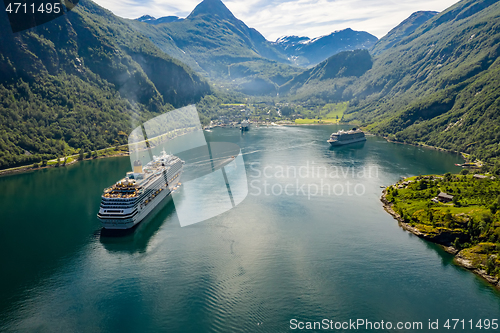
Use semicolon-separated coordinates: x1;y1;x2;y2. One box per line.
128;0;378;95
136;15;184;25
128;0;500;164
272;29;378;67
134;3;378;68
0;0;499;169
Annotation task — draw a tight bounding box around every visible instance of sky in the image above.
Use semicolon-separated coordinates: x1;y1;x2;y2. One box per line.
92;0;460;40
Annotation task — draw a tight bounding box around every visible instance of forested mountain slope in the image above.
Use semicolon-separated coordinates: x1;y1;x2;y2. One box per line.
342;0;500;163
279;50;372;99
0;0;210;169
370;11;438;56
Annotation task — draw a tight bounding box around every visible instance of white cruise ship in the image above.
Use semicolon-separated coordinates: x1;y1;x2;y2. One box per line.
327;128;366;146
241;120;249;131
97;150;183;230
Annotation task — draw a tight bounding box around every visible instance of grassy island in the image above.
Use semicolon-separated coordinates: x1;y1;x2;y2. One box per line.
381;172;500;288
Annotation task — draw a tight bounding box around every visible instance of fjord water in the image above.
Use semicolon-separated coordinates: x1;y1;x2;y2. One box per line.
1;125;499;332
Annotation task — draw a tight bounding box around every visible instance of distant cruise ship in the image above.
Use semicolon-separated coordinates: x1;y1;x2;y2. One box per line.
241;120;249;131
327;128;366;146
97;150;183;230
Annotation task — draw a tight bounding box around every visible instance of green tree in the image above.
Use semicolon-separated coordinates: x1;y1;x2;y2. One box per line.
486;256;496;275
490;202;499;214
492;162;500;176
444;210;453;228
418;180;428;190
482;212;493;224
426;203;435;226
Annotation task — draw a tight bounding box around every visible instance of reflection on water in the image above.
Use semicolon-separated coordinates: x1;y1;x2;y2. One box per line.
328;140;366;151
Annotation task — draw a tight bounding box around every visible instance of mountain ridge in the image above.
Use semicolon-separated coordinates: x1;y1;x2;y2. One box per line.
274;28;378;67
187;0;235;20
136;15;184;24
370;10;438;56
127;0;378;95
344;0;500;163
274;0;500;164
280;50;373;95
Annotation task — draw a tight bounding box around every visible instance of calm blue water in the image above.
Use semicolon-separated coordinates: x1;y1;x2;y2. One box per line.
1;125;499;332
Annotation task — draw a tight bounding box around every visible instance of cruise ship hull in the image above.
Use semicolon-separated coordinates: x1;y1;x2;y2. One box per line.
99;185;172;230
328;137;367;146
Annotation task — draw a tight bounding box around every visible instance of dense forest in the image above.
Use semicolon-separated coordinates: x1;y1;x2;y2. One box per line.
343;0;500;165
278;0;500;166
0;0;210;169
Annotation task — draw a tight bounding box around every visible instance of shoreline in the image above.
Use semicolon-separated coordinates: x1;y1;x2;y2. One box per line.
0;152;130;178
380;136;475;164
0;127;196;177
206;118;347;129
0;126;473;178
380;189;500;289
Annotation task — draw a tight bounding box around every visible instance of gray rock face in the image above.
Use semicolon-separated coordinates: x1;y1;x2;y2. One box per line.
135;15;184;25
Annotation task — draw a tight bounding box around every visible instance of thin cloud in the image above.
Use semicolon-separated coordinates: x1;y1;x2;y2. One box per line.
92;0;459;39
